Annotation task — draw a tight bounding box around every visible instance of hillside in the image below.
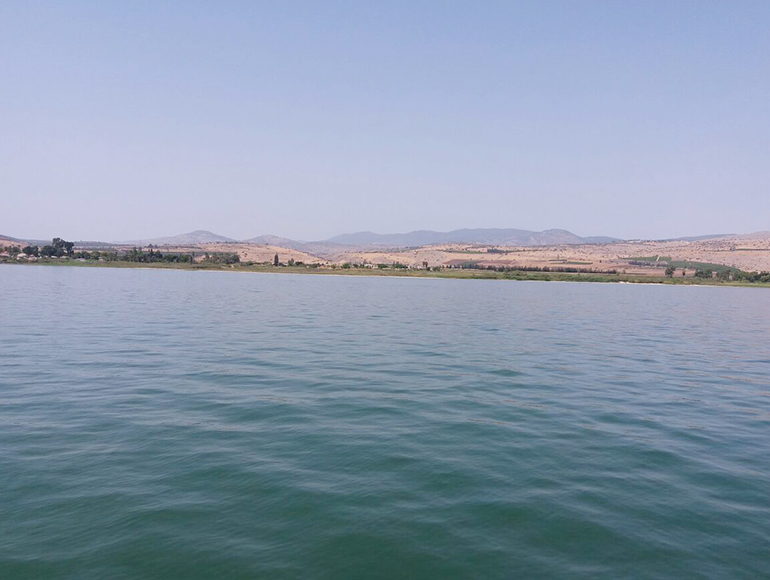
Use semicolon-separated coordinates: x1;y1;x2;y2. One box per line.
242;235;308;250
118;230;236;246
324;228;619;247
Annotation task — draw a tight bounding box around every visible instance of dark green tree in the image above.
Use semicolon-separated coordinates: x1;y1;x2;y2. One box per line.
49;238;75;257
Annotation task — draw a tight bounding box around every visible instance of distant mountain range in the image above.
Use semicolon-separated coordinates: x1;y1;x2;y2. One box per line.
0;234;54;247
117;230;236;246
4;228;756;250
108;228;620;249
241;235;309;250
324;228;619;247
659;233;734;242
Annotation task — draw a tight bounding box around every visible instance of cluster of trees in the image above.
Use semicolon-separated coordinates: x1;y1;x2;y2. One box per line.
725;270;770;283
202;252;239;264
335;262;410;270
694;268;715;279
78;248;242;264
74;250;119;261
123;247;193;263
690;268;770;283
629;260;666;267
45;238;74;257
0;244;22;256
456;263;619;275
691;268;769;281
4;238;76;258
644;264;770;283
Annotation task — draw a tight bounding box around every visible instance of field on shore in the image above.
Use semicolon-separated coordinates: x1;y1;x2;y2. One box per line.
6;259;770;288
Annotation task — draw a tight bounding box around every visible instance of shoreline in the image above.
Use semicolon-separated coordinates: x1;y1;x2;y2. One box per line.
3;260;769;288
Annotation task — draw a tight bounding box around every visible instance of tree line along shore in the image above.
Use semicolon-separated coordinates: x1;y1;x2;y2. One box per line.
3;238;770;286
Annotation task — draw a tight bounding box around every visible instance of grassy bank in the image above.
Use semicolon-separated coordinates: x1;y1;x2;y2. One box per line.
4;259;770;288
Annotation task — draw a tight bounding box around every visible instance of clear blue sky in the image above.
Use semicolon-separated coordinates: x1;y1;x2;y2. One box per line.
1;1;768;241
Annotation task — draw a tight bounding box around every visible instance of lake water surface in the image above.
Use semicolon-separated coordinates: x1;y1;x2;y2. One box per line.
1;266;769;579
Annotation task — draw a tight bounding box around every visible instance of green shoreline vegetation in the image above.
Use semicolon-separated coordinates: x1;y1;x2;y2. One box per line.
2;239;770;287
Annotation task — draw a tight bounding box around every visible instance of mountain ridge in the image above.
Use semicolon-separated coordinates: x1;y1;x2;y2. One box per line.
242;235;309;251
116;230;236;246
323;228;620;247
5;229;759;250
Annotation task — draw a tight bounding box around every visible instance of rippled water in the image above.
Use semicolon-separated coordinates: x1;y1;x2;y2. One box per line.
1;266;769;579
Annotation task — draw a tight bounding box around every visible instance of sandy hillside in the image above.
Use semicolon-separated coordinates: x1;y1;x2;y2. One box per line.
323;233;770;273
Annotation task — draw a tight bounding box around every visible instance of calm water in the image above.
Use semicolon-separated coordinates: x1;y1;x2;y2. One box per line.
1;266;769;579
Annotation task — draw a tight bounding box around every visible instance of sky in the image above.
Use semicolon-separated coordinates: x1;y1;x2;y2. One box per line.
1;1;768;242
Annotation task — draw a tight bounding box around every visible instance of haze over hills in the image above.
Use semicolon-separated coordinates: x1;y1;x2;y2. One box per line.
0;234;54;247
324;228;619;247
1;227;755;250
62;227;624;249
659;234;734;242
242;235;309;251
117;230;236;246
4;228;770;272
738;231;770;240
119;227;622;248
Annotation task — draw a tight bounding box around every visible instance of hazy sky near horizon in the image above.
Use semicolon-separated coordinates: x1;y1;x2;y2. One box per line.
1;1;768;242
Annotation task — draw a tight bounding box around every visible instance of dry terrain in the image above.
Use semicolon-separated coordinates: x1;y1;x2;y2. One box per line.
5;232;770;276
317;232;770;275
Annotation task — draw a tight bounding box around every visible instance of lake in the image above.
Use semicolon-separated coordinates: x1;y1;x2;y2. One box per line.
1;265;769;579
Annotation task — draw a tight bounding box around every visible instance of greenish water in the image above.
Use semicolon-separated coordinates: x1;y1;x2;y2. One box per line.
1;266;768;579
